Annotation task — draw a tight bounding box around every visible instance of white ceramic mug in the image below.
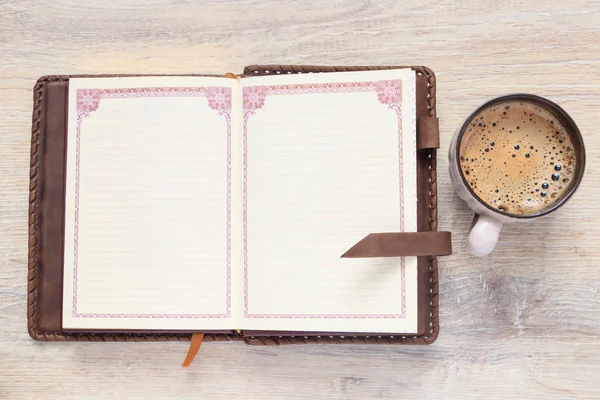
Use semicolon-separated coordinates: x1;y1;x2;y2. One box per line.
449;94;585;257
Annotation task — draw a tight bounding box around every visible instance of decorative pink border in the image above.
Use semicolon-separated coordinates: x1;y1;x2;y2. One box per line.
243;80;406;319
72;87;232;319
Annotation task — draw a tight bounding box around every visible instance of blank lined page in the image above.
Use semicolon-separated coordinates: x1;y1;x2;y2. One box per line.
62;77;241;330
241;70;418;333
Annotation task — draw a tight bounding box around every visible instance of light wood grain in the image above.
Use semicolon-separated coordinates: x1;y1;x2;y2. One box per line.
1;0;600;398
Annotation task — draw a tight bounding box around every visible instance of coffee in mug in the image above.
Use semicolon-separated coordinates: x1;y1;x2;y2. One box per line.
459;101;578;216
449;94;585;256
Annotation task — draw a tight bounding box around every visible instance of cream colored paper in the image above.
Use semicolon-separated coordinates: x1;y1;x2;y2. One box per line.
63;71;418;333
62;77;242;330
241;70;418;333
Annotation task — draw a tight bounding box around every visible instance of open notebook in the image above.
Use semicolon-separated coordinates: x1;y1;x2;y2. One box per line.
58;69;420;334
29;66;450;344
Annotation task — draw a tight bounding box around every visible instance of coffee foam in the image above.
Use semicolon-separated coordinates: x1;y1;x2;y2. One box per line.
459;100;577;216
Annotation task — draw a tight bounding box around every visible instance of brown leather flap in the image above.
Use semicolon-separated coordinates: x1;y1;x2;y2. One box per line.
417;116;440;149
341;232;452;258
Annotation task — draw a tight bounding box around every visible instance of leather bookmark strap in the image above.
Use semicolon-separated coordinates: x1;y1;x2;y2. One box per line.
417;117;440;150
181;333;204;368
341;232;452;258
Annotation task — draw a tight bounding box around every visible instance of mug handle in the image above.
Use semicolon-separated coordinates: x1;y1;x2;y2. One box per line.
467;214;503;257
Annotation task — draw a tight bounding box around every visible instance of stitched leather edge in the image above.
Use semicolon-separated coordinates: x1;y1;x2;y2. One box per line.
27;75;241;342
240;65;439;346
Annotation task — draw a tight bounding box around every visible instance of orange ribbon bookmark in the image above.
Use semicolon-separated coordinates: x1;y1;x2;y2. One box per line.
181;333;204;368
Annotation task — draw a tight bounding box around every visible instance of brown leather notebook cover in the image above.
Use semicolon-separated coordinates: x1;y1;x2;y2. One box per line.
28;65;446;345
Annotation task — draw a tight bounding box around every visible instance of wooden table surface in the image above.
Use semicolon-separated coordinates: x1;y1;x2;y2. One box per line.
2;1;599;398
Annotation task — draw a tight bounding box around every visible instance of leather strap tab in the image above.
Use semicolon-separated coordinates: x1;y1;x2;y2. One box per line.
341;232;452;258
181;333;204;368
417;117;440;150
